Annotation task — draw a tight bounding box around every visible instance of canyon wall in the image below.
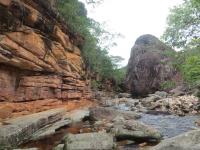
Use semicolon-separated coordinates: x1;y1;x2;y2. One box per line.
0;0;91;102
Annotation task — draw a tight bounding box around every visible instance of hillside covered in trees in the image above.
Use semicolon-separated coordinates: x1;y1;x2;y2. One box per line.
162;0;200;96
57;0;126;91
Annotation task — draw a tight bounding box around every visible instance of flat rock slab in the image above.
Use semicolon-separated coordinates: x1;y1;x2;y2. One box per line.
0;108;66;147
89;107;141;121
31;108;90;140
64;132;115;150
31;117;72;140
53;144;64;150
66;108;89;122
110;119;162;142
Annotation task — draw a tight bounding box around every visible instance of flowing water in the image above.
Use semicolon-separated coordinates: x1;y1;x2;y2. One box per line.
20;102;200;150
140;114;200;138
115;102;200;149
115;102;200;138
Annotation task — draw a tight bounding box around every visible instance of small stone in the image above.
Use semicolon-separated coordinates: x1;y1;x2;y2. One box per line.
139;142;148;147
53;144;64;150
155;91;168;98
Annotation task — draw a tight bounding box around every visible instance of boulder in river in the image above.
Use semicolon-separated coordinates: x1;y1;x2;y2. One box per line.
63;132;116;150
126;34;178;96
89;107;141;121
150;129;200;150
110;118;162;142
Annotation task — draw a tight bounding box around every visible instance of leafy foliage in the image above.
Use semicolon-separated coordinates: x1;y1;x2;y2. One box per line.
161;50;177;58
112;67;127;91
57;0;125;90
161;80;176;90
182;56;200;83
57;0;88;35
162;46;200;88
180;48;200;86
85;0;103;5
162;0;200;48
91;80;101;89
162;0;200;90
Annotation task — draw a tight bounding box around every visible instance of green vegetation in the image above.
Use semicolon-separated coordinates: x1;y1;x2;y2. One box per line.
161;50;177;58
162;0;200;48
91;80;101;89
181;52;200;86
162;0;200;89
57;0;125;91
161;80;176;90
112;66;127;91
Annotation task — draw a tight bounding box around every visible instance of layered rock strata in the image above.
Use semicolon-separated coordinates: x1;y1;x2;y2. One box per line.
0;0;91;102
0;108;66;147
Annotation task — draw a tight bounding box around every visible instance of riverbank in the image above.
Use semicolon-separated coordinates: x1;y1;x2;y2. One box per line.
0;91;200;150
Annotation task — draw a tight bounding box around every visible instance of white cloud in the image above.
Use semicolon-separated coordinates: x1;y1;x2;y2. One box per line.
83;0;183;66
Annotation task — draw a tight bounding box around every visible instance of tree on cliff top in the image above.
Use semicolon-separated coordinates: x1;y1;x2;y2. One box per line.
57;0;125;90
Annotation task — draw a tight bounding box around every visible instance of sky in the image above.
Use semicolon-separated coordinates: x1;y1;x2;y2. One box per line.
83;0;183;66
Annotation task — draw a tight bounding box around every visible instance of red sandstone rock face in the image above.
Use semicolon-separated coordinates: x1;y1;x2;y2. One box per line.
0;0;91;102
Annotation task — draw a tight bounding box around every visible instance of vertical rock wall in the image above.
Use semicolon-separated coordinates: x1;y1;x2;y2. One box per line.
0;0;91;102
126;34;178;96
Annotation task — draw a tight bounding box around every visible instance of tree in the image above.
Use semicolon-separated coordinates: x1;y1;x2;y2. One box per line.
162;0;200;48
57;0;125;90
181;55;200;86
110;56;124;68
85;0;103;5
161;0;200;90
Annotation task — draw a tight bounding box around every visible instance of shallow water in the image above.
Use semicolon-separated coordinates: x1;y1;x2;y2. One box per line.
114;102;200;139
115;103;200;149
114;103;131;111
139;114;200;138
20;102;200;150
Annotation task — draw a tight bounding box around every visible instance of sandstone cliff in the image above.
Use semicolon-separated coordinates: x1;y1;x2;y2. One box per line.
0;0;91;102
126;34;179;96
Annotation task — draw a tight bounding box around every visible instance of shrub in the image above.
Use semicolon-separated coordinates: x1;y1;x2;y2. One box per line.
161;80;176;90
91;80;101;89
181;55;200;86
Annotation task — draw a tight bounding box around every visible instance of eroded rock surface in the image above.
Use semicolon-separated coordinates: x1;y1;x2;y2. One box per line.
126;34;179;96
0;0;91;103
142;95;200;116
110;118;162;142
150;129;200;150
63;132;115;150
0;108;66;147
89;107;141;121
89;106;161;143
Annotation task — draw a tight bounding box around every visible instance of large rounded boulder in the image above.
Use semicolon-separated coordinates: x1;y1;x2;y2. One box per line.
126;34;177;96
